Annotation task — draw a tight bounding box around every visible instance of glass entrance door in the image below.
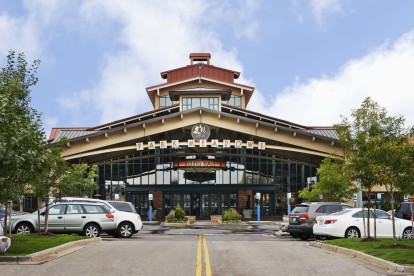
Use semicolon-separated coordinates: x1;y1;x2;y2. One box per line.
163;192;238;217
253;192;274;216
128;193;148;217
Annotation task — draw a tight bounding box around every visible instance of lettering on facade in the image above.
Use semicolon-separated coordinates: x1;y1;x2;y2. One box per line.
173;160;226;170
136;140;266;151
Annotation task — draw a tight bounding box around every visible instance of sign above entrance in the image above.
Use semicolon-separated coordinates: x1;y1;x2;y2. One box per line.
136;140;266;151
173;160;226;172
191;124;210;141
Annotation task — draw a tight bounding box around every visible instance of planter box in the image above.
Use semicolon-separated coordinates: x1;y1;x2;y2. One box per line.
210;215;222;223
243;209;253;218
186;216;196;224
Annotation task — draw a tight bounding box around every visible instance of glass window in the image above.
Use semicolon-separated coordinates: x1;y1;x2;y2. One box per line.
159;96;175;108
376;210;391;219
200;98;209;109
49;205;65;215
83;205;106;214
353;210;374;218
181;97;219;111
224;95;241;107
66;204;83;214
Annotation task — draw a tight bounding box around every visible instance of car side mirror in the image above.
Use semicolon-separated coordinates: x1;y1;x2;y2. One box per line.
41;211;46;216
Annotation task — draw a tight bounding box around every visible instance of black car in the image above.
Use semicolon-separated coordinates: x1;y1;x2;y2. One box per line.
287;202;352;240
394;202;414;221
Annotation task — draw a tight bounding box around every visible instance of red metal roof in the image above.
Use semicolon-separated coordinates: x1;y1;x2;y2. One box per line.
145;53;254;108
48;127;88;142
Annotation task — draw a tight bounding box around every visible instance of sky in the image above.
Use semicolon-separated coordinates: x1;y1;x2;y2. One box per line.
1;0;414;136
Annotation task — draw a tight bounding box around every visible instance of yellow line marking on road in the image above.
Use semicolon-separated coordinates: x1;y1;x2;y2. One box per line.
196;235;202;276
196;234;212;276
202;234;212;276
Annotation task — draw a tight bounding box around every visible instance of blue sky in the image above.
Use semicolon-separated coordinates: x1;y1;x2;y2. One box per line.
1;0;414;136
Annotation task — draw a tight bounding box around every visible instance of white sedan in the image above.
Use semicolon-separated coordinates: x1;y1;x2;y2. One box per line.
313;208;413;239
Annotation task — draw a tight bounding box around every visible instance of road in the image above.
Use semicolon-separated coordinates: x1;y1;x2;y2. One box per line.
0;223;395;275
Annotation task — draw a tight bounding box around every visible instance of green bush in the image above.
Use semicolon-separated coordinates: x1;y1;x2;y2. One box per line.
165;206;188;223
175;205;186;219
222;208;241;222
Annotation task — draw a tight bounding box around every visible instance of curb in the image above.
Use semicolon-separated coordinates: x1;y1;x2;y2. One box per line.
310;241;414;273
0;237;102;264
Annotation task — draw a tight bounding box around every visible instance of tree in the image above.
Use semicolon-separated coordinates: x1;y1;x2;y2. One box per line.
27;140;68;233
335;97;388;240
374;126;414;244
0;50;43;234
57;164;98;198
298;157;356;202
336;97;414;241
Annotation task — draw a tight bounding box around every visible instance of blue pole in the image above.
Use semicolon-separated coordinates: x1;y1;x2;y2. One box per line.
288;204;291;215
257;204;260;222
149;205;152;222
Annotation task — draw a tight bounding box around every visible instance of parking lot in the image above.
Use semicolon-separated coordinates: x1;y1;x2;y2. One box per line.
0;222;395;276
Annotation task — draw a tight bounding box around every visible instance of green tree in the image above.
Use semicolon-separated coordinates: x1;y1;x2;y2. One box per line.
57;164;98;198
335;97;414;241
27;140;68;233
0;50;42;234
298;157;356;202
335;97;385;240
374;127;414;244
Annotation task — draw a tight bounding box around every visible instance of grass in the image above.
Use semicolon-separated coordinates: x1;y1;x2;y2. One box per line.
1;234;88;256
325;238;414;264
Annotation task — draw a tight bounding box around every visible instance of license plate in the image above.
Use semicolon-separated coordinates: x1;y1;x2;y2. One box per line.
291;217;297;222
319;220;323;225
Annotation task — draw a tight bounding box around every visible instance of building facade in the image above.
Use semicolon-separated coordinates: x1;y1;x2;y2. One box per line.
48;53;343;218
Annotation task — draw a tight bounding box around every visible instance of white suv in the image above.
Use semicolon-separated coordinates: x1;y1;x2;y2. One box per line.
56;197;143;238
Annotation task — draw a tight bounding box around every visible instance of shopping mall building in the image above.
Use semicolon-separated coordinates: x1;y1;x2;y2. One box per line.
48;53;344;218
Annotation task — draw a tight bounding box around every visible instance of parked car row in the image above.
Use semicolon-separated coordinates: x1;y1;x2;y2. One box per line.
314;208;413;239
287;202;353;240
0;197;143;238
287;201;414;240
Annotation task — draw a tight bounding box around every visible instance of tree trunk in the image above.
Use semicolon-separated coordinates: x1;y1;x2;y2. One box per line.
390;192;397;245
373;207;377;241
37;197;42;234
3;201;9;237
365;191;371;239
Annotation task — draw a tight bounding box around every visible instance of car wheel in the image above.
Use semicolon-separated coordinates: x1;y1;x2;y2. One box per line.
15;222;32;234
83;223;100;238
403;227;413;239
345;227;360;238
117;222;134;238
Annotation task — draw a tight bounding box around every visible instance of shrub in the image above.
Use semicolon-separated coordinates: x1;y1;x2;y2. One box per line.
165;206;188;223
175;205;186;220
222;208;241;222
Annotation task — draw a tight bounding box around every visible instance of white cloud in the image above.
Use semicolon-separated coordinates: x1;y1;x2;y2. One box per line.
60;0;254;125
249;30;414;127
309;0;342;25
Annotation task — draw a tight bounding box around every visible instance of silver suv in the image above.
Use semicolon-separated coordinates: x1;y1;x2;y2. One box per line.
56;197;143;238
4;202;116;237
287;202;352;240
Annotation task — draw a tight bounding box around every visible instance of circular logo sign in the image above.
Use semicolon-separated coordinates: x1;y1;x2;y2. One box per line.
191;123;210;141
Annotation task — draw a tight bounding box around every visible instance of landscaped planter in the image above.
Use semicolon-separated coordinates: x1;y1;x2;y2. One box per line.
186;216;196;224
243;209;253;218
210;215;222;223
